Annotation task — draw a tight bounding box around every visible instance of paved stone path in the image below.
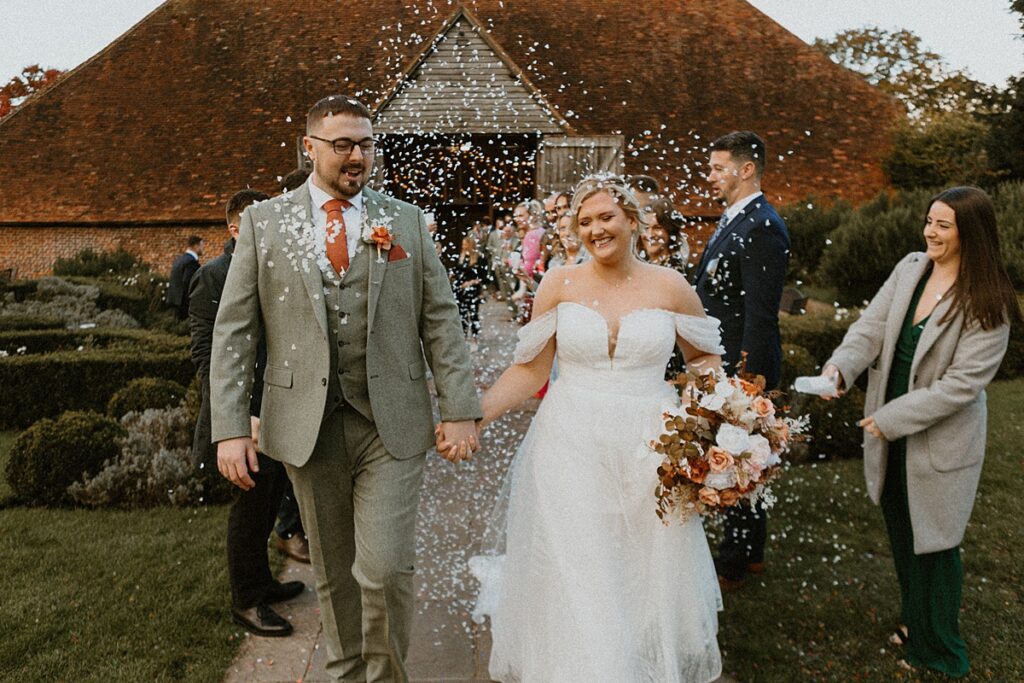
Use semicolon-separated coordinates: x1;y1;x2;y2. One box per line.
223;298;737;683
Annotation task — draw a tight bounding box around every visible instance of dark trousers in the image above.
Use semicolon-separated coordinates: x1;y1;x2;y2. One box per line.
227;452;289;609
275;479;305;539
716;501;767;580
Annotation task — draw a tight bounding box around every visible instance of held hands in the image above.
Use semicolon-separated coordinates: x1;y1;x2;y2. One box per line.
217;436;259;490
819;364;847;400
434;420;481;463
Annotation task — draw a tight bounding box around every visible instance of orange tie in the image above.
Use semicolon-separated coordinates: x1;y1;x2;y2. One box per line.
324;198;352;274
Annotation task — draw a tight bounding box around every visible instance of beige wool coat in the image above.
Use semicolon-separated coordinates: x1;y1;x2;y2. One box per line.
826;252;1010;554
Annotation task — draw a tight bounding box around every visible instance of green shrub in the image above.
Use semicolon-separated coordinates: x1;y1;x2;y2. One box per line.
997;299;1024;381
68;406;229;508
816;191;932;306
0;277;138;329
779;311;859;366
780;198;852;284
0;327;187;356
883;115;998;190
0;349;194;428
993;182;1024;290
0;279;39;302
0;315;64;331
107;378;186;418
5;411;126;506
64;277;151;322
53;248;147;277
800;387;867;461
779;344;819;392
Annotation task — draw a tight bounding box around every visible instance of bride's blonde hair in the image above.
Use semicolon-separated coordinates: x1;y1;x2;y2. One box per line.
568;174;649;236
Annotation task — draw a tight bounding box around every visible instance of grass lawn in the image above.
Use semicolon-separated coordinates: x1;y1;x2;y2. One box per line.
0;436;242;682
1;381;1021;681
709;378;1024;681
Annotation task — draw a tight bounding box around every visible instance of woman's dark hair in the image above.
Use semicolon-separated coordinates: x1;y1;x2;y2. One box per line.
648;197;684;245
933;186;1022;330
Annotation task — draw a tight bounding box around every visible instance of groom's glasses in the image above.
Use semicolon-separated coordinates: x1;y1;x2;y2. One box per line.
309;135;377;156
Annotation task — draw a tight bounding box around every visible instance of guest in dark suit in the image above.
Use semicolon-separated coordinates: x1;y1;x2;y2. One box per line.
693;131;790;589
166;235;204;319
189;189;304;637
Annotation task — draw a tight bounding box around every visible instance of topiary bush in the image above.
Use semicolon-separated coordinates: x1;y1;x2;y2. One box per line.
816;196;930;307
779;311;859;367
0;348;193;428
5;411;126;506
107;377;186;418
53;248;146;277
68;406;231;508
780;197;852;285
779;343;819;393
0;277;139;329
0;315;63;332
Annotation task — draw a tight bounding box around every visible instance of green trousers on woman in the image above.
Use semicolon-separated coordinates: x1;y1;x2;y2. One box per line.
881;445;969;677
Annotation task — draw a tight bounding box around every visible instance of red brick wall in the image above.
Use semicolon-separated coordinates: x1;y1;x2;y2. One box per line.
0;224;227;278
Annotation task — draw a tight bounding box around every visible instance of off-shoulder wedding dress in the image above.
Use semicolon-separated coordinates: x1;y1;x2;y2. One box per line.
471;301;726;683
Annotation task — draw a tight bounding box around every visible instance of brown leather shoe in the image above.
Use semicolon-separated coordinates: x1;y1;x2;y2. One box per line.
273;534;311;564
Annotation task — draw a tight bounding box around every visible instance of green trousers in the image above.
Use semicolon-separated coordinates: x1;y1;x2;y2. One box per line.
286;405;425;683
881;444;969;678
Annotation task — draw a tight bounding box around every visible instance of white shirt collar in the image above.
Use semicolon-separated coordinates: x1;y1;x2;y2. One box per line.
307;176;364;216
724;191;763;222
185;249;199;260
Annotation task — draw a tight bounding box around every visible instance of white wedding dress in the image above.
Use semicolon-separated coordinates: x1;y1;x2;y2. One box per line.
471;301;726;683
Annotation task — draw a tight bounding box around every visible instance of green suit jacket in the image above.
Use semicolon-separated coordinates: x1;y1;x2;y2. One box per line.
210;183;481;466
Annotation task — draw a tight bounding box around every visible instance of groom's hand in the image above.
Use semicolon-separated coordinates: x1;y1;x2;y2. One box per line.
217;436;259;490
434;420;480;463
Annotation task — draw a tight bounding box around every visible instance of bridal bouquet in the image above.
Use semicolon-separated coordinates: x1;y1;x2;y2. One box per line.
651;368;807;522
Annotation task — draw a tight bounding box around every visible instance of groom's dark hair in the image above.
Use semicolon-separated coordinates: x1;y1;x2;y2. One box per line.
306;95;372;133
710;131;766;179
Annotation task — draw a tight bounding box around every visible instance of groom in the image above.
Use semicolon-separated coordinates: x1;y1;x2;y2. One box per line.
210;95;481;682
694;131;789;590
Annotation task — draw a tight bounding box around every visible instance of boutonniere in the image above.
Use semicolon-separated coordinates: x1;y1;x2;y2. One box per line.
368;225;394;262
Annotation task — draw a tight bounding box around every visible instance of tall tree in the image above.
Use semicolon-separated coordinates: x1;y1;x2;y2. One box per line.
0;65;65;118
814;27;995;121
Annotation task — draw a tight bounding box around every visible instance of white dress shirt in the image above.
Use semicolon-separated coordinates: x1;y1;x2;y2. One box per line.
307;177;364;257
723;191;763;224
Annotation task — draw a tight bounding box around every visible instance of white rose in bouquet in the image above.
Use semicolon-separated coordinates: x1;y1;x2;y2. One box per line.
716;423;751;456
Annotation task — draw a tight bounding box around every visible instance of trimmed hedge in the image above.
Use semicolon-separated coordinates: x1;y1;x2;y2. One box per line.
0;279;38;302
780;197;852;284
5;410;125;506
0;327;187;356
64;277;152;321
107;378;187;419
0;315;64;332
0;349;194;428
779;312;858;367
53;248;146;277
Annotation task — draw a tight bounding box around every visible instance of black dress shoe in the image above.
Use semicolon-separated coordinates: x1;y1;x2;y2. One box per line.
265;579;305;604
231;604;294;637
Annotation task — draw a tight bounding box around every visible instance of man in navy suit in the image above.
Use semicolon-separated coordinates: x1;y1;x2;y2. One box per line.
693;131;790;589
166;235;205;319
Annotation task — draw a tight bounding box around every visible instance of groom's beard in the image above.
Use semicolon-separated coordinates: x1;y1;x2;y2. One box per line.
319;162;371;199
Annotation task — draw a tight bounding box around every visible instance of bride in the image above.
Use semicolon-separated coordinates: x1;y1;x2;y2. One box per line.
462;175;726;682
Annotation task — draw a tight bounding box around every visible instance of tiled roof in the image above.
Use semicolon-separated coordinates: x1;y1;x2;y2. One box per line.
0;0;900;223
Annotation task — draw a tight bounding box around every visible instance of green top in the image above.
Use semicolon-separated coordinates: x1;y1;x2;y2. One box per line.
886;274;931;403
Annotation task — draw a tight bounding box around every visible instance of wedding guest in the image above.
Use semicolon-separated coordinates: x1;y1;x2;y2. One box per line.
511;200;546;322
641;198;690;382
189;189;304;636
640;197;689;273
452;235;485;351
274;167;312;564
820;186;1020;677
546;213;588;268
496;222;520;306
280;166;311;193
166;235;204;319
628;174;661;212
694;131;789;590
484;216;506;292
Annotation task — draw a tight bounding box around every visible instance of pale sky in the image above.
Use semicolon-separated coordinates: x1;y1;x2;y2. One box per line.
0;0;1021;86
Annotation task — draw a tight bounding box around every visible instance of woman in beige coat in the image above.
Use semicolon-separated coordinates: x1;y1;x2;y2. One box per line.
821;186;1021;677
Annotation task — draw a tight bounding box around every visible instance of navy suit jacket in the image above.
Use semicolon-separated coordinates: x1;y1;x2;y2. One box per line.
693;195;790;388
